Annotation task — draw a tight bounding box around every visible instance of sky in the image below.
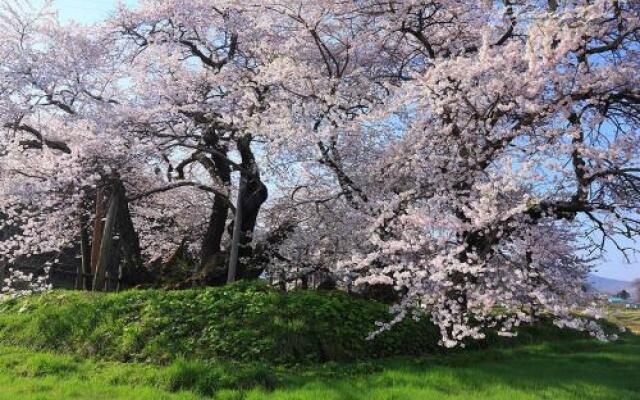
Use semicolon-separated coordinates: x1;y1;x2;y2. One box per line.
592;239;640;282
33;0;138;23
32;0;640;282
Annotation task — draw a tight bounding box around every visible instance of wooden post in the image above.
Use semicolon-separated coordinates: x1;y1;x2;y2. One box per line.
93;189;120;291
78;212;91;290
227;178;245;284
90;187;106;277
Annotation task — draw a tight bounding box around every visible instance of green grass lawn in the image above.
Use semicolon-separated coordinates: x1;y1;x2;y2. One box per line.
1;336;639;400
2;287;638;399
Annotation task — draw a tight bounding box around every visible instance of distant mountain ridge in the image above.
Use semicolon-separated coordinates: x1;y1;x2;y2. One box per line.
588;274;636;300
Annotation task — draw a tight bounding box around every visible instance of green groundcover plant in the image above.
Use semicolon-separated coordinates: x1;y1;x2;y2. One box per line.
0;282;604;365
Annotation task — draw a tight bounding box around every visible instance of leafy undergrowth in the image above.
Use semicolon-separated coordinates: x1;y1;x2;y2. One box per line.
0;281;596;365
0;336;639;399
0;281;440;364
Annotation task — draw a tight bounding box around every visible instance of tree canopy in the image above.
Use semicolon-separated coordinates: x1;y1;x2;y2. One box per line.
1;0;639;346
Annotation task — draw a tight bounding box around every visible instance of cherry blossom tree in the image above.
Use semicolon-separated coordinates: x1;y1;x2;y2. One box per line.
259;0;640;344
1;0;639;346
109;0;275;283
0;0;204;289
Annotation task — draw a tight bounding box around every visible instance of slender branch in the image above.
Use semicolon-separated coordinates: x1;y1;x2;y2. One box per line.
4;122;71;154
127;181;235;212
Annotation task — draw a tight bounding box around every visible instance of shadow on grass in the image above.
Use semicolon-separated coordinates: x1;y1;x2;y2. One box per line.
1;334;639;399
269;336;640;400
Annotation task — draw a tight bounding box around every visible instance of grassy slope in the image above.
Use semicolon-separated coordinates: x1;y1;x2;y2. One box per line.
1;285;638;399
1;336;639;400
0;282;594;365
0;283;444;364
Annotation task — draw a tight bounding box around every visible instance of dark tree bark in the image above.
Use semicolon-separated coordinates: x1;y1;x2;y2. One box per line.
190;129;267;285
78;212;92;290
236;134;268;280
198;132;233;285
90;187;106;276
114;179;147;289
107;243;123;292
201;193;231;266
227;178;245;283
93;186;120;291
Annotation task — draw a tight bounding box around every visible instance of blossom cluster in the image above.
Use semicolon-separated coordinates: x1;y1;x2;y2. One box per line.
1;266;52;300
1;0;638;345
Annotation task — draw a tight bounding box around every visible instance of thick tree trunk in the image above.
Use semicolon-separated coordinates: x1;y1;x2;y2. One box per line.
237;179;267;264
114;180;145;288
93;188;120;291
200;192;230;266
198;134;232;285
236;135;268;280
105;244;122;292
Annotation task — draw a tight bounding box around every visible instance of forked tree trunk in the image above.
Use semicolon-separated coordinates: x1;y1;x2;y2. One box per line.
93;188;120;291
236;135;268;280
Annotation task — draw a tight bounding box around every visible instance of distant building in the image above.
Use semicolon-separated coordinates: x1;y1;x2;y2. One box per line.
608;296;640;308
608;296;625;304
